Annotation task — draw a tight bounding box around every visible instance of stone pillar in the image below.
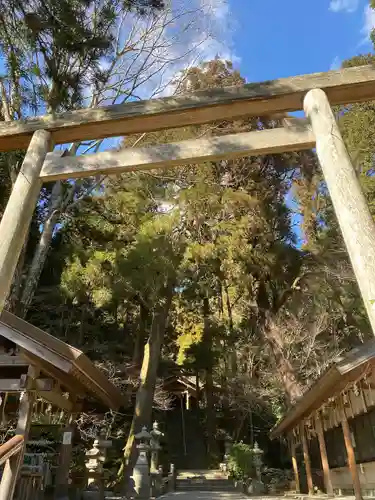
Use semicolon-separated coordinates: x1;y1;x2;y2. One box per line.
133;426;151;499
150;421;163;472
168;464;176;492
224;436;233;462
150;422;164;498
83;437;112;500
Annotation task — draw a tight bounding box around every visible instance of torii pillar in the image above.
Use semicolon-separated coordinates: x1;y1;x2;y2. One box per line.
304;89;375;335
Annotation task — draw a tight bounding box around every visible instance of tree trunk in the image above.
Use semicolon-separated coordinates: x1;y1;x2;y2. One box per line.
133;302;149;365
121;284;174;489
224;283;237;375
262;314;303;405
203;296;218;461
17;181;63;317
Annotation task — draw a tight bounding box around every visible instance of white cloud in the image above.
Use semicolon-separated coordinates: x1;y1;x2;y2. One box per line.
197;0;239;63
329;0;359;13
361;4;375;42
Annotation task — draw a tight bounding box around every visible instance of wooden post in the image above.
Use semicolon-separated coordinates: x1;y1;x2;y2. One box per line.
54;410;77;500
304;89;375;335
0;130;52;313
339;397;362;500
300;421;314;495
289;432;301;493
315;412;333;496
0;366;39;500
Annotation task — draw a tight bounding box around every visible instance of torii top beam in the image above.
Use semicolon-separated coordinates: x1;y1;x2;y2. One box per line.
1;65;375;152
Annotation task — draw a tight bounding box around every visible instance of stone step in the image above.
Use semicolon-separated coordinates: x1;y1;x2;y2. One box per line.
177;469;229;479
176;477;235;492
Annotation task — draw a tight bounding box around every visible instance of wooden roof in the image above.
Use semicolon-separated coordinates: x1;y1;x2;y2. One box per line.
270;339;375;439
1;65;375;152
0;311;125;410
163;374;200;396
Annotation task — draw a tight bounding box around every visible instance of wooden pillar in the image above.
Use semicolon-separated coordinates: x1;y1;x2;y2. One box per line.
289;432;301;493
300;421;314;495
315;412;333;496
0;130;52;313
54;411;77;500
0;365;39;500
339;398;362;500
185;391;190;410
304;89;375;335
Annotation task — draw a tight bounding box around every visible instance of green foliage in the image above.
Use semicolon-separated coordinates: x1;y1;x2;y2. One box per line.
175;307;204;364
228;442;255;480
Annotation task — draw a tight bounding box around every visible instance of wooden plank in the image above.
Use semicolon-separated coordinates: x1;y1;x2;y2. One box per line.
304;88;375;336
40;119;315;181
38;390;73;412
1;65;375;152
0;130;52;314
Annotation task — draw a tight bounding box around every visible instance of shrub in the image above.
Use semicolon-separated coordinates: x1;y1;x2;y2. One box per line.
227;442;255;480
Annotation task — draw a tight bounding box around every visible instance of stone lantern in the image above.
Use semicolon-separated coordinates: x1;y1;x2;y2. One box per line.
133;426;152;499
247;441;265;495
83;436;112;500
252;441;263;480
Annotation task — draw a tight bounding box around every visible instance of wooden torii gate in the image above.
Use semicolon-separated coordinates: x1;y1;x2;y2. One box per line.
0;67;375;337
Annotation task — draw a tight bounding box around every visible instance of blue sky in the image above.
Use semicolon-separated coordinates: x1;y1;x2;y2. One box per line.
215;0;374;80
206;0;375;247
206;0;375;246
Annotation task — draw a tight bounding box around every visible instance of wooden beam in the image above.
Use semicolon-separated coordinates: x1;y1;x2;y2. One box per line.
0;355;28;366
304;88;375;336
0;325;72;374
21;351;82;396
1;65;375;152
40;119;315;181
0;436;24;467
300;421;314;495
0;130;52;314
0;378;55;393
339;397;362;500
289;433;301;493
315;412;334;496
38;390;73;412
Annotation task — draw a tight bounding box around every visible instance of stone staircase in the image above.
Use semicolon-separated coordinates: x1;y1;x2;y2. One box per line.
176;470;235;492
165;408;208;470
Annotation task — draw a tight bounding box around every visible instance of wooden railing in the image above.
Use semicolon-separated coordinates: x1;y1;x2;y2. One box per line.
0;435;24;466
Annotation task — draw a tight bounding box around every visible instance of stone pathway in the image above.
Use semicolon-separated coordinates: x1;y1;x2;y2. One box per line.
162;492;249;499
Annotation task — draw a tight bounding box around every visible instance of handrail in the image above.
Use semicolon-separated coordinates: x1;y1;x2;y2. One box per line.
0;435;24;466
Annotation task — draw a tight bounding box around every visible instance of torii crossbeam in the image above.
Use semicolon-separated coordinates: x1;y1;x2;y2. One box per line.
1;65;375;351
